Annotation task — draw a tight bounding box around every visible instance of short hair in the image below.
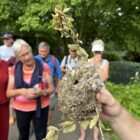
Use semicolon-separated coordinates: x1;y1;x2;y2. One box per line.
91;39;104;47
38;42;50;50
13;39;32;55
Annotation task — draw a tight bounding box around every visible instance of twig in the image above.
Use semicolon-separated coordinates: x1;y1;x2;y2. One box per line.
96;107;105;140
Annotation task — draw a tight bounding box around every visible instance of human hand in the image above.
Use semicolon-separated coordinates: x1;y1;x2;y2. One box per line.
34;88;45;96
33;83;46;96
96;88;122;123
7;56;16;66
22;88;40;99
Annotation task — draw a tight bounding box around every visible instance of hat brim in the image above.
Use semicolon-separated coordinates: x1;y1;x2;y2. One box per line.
2;34;13;39
68;44;77;50
92;44;104;52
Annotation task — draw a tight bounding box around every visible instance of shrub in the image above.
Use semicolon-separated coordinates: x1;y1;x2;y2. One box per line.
103;52;120;61
109;61;140;84
124;51;140;62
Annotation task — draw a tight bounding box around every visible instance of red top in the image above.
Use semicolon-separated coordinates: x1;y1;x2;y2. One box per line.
0;60;9;104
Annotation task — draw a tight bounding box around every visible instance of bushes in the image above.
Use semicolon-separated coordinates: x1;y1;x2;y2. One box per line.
124;51;140;62
103;52;120;61
109;61;140;84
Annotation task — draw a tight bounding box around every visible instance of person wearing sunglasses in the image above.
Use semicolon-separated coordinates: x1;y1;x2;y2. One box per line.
0;32;14;62
89;39;109;82
61;44;81;74
79;39;109;140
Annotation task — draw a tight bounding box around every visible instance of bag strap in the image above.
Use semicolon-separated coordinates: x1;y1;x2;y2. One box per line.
51;55;56;68
64;56;68;69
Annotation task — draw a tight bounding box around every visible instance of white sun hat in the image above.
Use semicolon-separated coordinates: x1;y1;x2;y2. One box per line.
91;39;104;52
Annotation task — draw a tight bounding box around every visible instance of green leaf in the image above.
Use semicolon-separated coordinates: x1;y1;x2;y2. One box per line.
101;122;111;131
77;47;89;58
80;120;90;130
59;121;74;127
44;126;59;140
63;123;76;133
67;44;77;50
48;126;59;131
44;132;59;140
63;7;71;13
46;130;55;139
71;0;80;5
89;115;99;129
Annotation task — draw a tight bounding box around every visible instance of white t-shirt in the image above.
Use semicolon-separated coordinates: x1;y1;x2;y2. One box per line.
0;45;14;61
61;55;80;70
88;58;107;69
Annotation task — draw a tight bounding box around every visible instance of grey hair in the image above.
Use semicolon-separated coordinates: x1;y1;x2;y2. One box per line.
38;42;50;50
91;39;104;46
13;39;32;55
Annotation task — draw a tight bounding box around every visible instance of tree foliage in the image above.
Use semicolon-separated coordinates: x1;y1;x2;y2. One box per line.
0;0;140;60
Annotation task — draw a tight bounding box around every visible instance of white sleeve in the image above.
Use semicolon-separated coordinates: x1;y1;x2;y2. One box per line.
61;56;66;67
0;47;2;57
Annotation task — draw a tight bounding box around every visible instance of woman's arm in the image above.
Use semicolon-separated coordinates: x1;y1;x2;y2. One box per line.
100;60;109;82
6;74;43;99
43;73;54;95
6;74;26;98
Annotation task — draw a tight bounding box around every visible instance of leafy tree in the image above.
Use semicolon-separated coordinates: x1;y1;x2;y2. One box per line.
0;0;140;60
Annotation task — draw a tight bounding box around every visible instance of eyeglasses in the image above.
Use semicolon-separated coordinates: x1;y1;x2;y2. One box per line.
71;50;77;52
3;38;11;40
94;51;102;54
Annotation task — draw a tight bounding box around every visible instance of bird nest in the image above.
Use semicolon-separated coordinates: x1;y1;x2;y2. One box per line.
58;62;104;122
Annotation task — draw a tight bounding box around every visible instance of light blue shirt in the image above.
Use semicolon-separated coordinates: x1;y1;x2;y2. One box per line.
35;54;63;86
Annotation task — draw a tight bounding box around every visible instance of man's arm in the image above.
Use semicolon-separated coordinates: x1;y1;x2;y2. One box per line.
55;58;63;93
111;108;140;140
96;88;140;140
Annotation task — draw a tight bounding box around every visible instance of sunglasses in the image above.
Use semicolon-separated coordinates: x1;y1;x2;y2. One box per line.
94;51;102;54
3;38;11;40
71;50;77;52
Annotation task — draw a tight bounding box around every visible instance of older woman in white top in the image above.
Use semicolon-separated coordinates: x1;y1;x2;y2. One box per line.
79;39;109;140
